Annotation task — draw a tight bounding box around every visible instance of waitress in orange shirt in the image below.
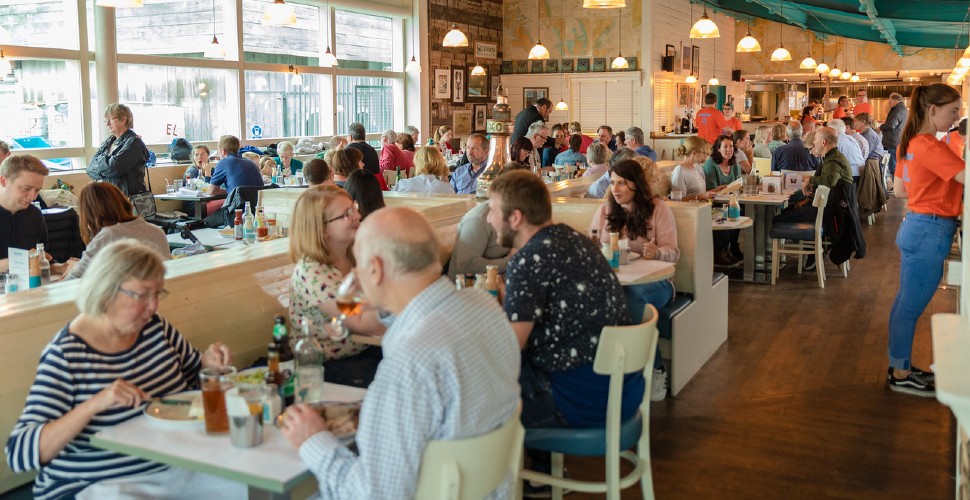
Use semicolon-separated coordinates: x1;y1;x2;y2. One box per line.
888;83;964;397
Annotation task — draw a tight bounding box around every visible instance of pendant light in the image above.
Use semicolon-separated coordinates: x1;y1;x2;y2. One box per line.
262;0;296;26
583;0;625;7
528;5;550;60
555;0;569;111
288;65;303;86
95;0;143;7
736;22;761;52
405;1;420;72
685;73;698;84
321;0;338;67
611;8;628;69
471;63;486;76
850;73;860;82
827;38;841;78
203;0;226;59
0;50;12;77
769;0;791;61
799;37;817;69
708;39;718;85
815;39;829;74
690;5;720;39
442;23;469;47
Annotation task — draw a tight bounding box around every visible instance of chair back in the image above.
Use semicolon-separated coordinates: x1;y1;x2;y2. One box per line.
414;409;525;500
811;185;830;238
752;157;772;176
591;304;660;482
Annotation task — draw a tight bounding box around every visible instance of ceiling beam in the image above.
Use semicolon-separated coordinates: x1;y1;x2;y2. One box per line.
857;0;903;55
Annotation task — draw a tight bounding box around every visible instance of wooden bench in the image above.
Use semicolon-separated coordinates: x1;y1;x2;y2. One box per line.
551;198;729;396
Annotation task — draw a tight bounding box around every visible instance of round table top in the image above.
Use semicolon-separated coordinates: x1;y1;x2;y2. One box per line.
712;216;754;231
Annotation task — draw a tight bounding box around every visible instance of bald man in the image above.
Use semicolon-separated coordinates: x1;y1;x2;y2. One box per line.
281;207;520;498
773;126;852;225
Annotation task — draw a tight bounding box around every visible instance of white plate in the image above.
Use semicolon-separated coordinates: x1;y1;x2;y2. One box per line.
143;391;204;429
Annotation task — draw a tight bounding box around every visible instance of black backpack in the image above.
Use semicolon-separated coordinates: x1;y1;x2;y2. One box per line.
169;138;193;163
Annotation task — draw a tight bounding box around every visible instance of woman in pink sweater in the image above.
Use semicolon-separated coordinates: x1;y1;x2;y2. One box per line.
589;159;680;400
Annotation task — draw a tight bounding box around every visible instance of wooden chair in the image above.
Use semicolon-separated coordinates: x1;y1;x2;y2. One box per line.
520;305;660;500
413;408;525;500
770;185;829;288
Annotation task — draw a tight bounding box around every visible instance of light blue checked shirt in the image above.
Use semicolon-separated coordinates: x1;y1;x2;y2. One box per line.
299;277;521;499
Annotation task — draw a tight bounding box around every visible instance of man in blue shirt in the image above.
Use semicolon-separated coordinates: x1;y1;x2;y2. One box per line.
827;119;865;183
623;126;658;161
770;121;818;172
206;135;263;195
596;125;617;151
449;133;488;194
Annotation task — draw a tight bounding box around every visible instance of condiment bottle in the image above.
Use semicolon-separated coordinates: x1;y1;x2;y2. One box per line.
265;343;286;412
272;316;294;405
485;265;499;298
727;194;741;220
242;202;256;244
590;229;599;245
256;206;268;238
28;249;41;288
618;239;630;265
233;209;244;240
609;232;620;271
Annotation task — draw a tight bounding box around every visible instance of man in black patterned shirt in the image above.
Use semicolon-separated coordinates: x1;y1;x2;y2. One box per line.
487;171;641;478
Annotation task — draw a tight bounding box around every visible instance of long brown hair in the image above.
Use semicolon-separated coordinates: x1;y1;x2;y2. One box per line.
77;182;137;244
288;185;355;266
900;83;961;157
606;159;655;240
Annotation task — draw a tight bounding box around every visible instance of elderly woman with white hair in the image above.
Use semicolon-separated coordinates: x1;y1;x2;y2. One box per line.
274;140;303;176
378;129;413;174
6;240;242;499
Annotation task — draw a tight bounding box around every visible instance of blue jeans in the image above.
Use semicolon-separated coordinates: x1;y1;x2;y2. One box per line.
888;213;957;369
625;280;675;370
887;147;897;177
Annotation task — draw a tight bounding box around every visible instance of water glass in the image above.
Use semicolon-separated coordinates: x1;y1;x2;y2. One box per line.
296;365;324;403
200;366;236;434
670;190;684;201
166;182;175;194
174;179;184;191
225;384;264;448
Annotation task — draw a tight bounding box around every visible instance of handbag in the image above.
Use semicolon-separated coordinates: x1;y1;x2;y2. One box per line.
128;168;157;217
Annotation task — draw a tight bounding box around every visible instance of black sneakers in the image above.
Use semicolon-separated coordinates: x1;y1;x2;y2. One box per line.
888;371;936;397
804;255;817;271
887;366;934;382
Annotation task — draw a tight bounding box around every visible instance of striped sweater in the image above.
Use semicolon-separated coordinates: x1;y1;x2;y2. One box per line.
5;315;202;500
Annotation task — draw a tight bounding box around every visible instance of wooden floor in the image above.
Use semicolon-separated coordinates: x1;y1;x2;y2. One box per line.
568;197;957;499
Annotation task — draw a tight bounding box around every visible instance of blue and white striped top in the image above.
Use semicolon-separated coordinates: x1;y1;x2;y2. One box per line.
5;315;202;500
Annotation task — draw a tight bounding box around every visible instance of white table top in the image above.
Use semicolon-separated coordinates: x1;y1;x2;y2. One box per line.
712;216;754;230
91;383;366;494
615;257;676;285
715;193;790;205
167;228;244;249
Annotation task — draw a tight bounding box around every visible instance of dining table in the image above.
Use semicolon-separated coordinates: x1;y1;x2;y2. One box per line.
712;216;755;281
714;192;788;283
90;382;366;500
155;190;226;219
615;256;676;285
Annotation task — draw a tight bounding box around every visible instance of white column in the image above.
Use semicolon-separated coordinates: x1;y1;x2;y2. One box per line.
641;0;655;132
93;4;118;140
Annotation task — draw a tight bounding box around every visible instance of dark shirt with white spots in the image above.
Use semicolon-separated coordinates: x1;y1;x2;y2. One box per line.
504;224;629;373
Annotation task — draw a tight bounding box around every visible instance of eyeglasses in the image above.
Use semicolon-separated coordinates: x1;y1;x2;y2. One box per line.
118;287;169;303
104;116;117;124
326;202;359;224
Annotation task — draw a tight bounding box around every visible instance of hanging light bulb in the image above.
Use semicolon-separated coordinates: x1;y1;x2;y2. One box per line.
611;53;629;69
555;98;569;111
321;46;338;67
815;60;830;74
405;55;421;73
736;28;761;52
799;55;817;70
583;0;626;7
709;75;720;85
529;39;551;60
442;23;469;47
685;73;698;84
471;63;486;76
828;66;842;78
262;0;296;26
840;70;852;80
850;73;860;82
0;50;12;77
690;8;719;38
288;65;303;86
203;36;226;59
95;0;143;6
771;44;791;62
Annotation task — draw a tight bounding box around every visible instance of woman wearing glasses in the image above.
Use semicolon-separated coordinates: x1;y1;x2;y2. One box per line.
63;182;170;280
7;240;242;499
86;104;149;196
288;185;386;388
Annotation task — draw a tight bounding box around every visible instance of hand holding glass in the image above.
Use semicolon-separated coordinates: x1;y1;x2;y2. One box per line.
323;272;367;341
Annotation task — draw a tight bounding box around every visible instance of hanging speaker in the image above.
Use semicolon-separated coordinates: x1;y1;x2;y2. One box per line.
732;69;742;82
662;56;674;72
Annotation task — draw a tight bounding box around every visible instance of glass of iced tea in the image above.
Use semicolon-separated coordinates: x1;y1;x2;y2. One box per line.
199;366;237;434
323;272;366;340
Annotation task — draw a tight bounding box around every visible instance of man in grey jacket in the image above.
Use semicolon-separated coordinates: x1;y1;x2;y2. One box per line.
880;92;908;182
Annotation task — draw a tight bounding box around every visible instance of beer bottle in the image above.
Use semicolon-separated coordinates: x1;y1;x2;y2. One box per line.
485;265;500;299
395;166;402;185
272;316;295;405
265;343;287;408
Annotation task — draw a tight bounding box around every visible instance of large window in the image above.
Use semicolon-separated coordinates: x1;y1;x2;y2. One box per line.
242;0;319;65
0;0;79;50
336;76;393;136
245;70;322;139
116;0;227;59
334;10;392;71
0;60;83;148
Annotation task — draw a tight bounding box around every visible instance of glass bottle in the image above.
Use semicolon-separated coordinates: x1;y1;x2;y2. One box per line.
36;244;50;285
728;194;741;220
485;265;499;298
242;202;256;244
28;249;41;288
272;316;294;405
293;319;324;403
609;232;621;271
233;209;244;240
255;206;268;238
265;343;287;412
395;166;402;185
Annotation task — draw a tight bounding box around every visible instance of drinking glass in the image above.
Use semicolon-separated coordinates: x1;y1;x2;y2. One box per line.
166;182;175;194
296;365;324;403
200;366;236;434
322;272;366;341
670;190;684;201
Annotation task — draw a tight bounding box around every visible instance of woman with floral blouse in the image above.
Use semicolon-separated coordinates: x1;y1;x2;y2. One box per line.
288;185;386;387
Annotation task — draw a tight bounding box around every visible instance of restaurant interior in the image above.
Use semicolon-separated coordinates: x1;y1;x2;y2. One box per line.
0;0;969;498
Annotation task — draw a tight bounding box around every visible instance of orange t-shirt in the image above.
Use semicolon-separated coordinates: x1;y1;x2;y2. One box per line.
895;134;964;217
725;117;743;134
944;130;965;159
696;107;728;144
832;107;847;119
853;102;871;116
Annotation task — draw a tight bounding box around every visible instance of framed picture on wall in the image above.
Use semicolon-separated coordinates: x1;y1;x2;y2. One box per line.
692;45;700;76
473;104;488;131
453;110;473;136
676;83;689;107
434;69;451;99
452;66;466;105
682;44;692;72
465;63;490;103
523;87;549;109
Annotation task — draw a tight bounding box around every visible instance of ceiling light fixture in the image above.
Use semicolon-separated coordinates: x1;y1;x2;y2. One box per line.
611;8;628;69
736;27;761;52
770;0;791;61
799;36;817;69
405;0;420;72
708;38;718;85
528;4;550;60
288;65;303;86
850;72;860;82
690;6;719;38
203;0;226;59
556;0;569;111
442;23;469;47
321;0;338;67
471;62;486;76
262;0;296;26
583;0;625;7
685;73;698;84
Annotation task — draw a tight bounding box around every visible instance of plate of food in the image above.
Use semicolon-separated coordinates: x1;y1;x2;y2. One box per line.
144;391;204;428
234;367;267;385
